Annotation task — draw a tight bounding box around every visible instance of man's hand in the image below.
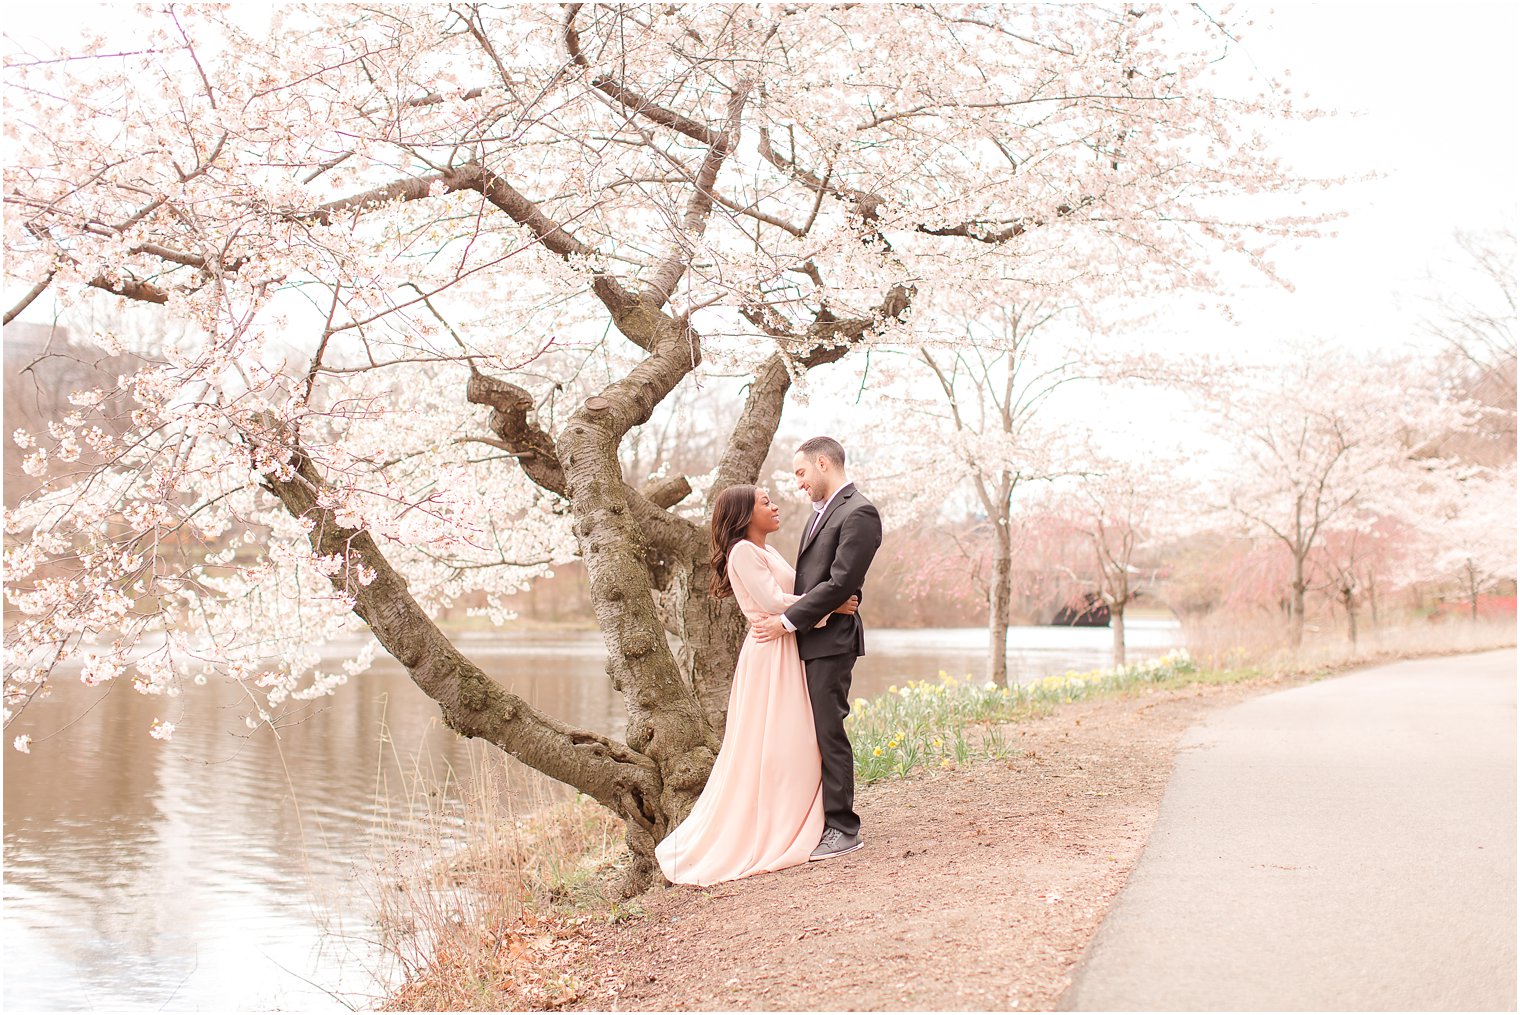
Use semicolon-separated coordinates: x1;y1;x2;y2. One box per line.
751;613;788;643
833;595;860;616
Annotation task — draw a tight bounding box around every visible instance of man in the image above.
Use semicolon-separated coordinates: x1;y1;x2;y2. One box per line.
752;436;882;861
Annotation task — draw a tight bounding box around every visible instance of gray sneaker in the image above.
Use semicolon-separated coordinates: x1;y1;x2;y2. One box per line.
809;827;863;861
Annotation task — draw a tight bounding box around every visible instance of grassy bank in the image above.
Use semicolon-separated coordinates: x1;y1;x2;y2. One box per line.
375;620;1514;1011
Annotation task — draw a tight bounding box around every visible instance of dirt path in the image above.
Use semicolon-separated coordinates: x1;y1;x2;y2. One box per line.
564;674;1300;1012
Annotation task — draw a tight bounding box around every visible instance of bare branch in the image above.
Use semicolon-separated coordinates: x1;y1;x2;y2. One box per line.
643;79;753;305
641;474;693;508
757;126;885;222
717;282;914;491
563;4;722;146
4;271;56;324
88;273;170;305
305;171;458;226
709;189;806;237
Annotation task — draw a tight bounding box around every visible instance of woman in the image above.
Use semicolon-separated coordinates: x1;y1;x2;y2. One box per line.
655;484;858;886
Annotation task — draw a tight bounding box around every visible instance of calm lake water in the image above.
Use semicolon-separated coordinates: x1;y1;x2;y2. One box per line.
4;622;1179;1011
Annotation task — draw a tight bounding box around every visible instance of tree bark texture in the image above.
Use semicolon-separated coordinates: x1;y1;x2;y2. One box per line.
1341;583;1358;646
1290;552;1308;650
1465;561;1481;621
987;524;1013;687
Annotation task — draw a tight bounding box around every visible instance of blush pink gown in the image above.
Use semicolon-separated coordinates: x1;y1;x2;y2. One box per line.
655;539;826;886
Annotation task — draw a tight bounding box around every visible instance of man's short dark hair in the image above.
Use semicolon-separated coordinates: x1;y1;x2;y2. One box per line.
796;436;845;468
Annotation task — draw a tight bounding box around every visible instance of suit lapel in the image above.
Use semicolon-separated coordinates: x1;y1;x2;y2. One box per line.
801;483;855;555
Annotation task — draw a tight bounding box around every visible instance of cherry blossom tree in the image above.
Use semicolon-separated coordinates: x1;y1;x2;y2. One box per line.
1419;464;1517;619
868;300;1224;679
1212;346;1465;648
4;3;1331;888
1310;516;1415;645
871;302;1094;685
1421;229;1516;466
1050;447;1193;666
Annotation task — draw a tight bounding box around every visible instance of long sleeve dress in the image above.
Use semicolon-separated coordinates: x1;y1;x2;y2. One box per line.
654;539;826;886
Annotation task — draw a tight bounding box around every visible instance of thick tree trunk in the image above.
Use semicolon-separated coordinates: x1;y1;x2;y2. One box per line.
1111;604;1126;668
651;537;746;739
395;305;731;893
469;369;747;742
554;313;729;847
987;525;1013;687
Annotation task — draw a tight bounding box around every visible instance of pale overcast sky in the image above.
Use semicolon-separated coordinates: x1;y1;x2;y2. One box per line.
1187;2;1519;356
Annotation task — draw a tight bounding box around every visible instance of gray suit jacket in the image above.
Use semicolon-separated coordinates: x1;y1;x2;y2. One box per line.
784;483;883;661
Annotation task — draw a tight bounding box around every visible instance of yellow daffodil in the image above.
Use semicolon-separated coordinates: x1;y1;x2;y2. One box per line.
873;747;883;757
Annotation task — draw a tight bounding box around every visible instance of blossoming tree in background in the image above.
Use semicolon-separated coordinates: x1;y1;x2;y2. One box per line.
1309;517;1419;645
1420;229;1516;467
1049;447;1197;666
1212;346;1470;649
869;301;1095;686
1419;464;1518;620
3;3;1330;888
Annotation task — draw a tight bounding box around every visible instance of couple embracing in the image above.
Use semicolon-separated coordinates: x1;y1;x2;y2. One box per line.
656;436;883;887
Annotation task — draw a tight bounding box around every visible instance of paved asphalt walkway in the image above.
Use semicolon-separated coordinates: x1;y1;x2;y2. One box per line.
1064;649;1517;1011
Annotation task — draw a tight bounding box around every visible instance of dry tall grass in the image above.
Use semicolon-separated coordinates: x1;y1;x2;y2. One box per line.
365;736;626;1011
1183;612;1516;673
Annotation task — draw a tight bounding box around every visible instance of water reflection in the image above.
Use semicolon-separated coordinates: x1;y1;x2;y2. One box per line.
4;622;1177;1011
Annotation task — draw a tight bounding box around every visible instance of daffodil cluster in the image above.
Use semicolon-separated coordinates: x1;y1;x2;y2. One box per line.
849;650;1197;783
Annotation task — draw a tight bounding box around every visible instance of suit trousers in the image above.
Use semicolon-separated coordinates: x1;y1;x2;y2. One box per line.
804;651;861;837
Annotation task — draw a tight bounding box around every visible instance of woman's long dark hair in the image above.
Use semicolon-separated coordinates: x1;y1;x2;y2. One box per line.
709;484;759;599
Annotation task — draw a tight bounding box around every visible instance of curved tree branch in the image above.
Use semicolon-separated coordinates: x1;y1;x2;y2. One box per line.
563;4;722;147
465;369;568;496
246;412;664;832
4;271;56;324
